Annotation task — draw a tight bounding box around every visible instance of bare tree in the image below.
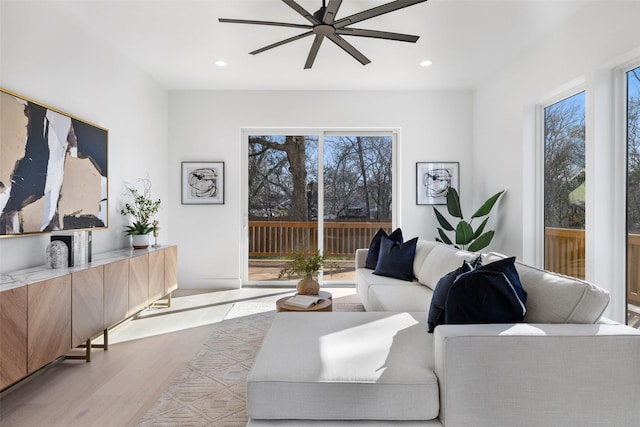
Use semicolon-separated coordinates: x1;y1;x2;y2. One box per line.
628;88;640;232
322;136;392;220
363;137;393;219
353;136;371;218
544;93;585;228
323;139;360;218
249;135;392;224
249;135;315;221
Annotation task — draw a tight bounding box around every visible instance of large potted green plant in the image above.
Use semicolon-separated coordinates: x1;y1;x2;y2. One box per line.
433;188;504;252
120;177;161;249
278;250;337;295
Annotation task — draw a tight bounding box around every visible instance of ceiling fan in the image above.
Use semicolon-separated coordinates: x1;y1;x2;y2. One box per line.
219;0;428;69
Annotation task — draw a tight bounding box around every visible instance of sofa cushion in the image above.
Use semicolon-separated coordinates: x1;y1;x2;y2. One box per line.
369;283;434;312
374;237;418;281
445;256;527;325
416;243;479;290
412;239;439;280
365;228;403;269
484;252;610;323
247;312;439;421
356;267;419;311
428;257;480;332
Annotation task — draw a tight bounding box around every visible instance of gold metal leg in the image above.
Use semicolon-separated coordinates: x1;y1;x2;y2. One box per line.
86;339;91;362
152;292;172;308
67;339;92;362
91;329;109;351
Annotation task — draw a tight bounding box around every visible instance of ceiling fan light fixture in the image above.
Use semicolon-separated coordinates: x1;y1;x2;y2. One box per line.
215;60;228;67
419;60;433;67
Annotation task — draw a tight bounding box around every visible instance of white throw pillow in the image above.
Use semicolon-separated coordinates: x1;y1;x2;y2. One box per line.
412;239;438;279
417;243;479;290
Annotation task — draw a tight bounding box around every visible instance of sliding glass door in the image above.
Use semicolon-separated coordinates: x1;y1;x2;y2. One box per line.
322;134;393;282
246;131;394;286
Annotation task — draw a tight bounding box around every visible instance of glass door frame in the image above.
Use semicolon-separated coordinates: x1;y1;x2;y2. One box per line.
621;60;640;324
240;127;399;287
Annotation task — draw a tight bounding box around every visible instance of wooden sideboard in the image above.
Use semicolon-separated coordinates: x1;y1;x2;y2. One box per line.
0;245;178;390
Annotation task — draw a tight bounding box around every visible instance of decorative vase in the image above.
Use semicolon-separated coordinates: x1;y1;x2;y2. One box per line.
46;241;69;269
297;275;320;295
132;233;150;249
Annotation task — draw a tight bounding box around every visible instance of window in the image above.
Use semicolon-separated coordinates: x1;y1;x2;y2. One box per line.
246;131;395;285
627;66;640;312
543;91;586;279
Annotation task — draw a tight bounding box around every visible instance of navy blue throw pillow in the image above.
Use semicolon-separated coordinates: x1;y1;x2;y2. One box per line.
373;236;418;281
445;257;527;325
427;256;482;333
365;228;403;269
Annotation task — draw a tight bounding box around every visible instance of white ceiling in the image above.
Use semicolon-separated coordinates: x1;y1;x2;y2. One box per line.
60;0;592;91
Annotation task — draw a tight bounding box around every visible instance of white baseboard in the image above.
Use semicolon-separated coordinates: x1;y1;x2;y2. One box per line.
178;278;242;290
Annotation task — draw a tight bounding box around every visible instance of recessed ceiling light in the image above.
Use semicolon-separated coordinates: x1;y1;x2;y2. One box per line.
419;60;433;68
215;60;228;67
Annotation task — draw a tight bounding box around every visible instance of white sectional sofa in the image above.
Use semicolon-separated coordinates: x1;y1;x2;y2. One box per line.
247;240;640;426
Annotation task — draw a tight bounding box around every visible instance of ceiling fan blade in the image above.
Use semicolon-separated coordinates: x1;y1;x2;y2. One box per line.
334;0;428;29
323;0;343;25
335;28;419;43
304;34;325;69
282;0;320;25
327;34;371;66
250;31;314;55
218;18;311;30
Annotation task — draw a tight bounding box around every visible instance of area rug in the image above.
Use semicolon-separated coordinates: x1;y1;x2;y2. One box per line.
137;301;364;426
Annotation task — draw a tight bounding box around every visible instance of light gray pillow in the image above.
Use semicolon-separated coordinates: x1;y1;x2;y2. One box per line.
484;252;609;324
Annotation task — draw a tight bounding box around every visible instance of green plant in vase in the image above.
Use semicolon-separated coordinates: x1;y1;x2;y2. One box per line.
120;176;161;249
433;187;504;252
279;250;338;295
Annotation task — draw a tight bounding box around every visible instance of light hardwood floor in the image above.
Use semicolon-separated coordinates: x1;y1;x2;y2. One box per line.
0;286;359;427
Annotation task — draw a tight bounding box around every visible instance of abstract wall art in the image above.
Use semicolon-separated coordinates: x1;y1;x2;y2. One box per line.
181;161;225;204
0;88;108;236
416;162;459;205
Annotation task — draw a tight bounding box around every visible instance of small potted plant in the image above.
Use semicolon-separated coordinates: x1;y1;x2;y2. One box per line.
120;176;161;249
278;250;337;295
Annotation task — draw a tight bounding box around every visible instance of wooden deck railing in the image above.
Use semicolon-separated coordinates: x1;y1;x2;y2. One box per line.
544;227;640;306
628;233;640;306
544;227;586;280
248;220;391;258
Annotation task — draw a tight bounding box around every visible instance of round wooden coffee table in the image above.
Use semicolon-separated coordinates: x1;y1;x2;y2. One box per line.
276;291;333;312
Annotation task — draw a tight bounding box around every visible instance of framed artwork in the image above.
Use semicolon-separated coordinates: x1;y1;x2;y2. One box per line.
416;162;459;205
181;161;225;204
0;88;108;236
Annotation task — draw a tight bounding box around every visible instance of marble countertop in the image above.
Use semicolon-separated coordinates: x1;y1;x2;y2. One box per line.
0;245;171;292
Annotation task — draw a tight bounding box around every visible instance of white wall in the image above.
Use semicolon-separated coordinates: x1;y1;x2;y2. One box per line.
474;1;640;322
0;1;169;273
0;2;474;290
169;90;474;288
